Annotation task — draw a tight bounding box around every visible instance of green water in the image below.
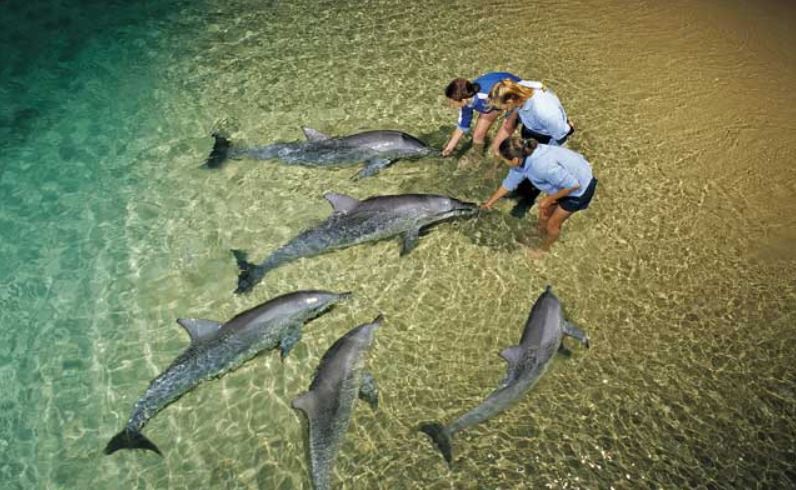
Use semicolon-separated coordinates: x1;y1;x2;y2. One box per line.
1;0;794;488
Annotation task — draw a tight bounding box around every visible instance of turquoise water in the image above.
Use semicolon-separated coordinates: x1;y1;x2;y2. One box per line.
1;0;794;488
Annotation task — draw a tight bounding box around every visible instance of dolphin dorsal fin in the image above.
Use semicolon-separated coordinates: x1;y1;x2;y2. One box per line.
323;192;360;214
292;391;319;417
177;318;223;343
499;345;527;388
302;127;330;142
500;345;524;365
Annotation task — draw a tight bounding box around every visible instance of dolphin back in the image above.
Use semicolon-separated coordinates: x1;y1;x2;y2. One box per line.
341;130;430;152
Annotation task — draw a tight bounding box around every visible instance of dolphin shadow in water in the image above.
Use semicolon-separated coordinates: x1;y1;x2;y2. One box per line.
419;286;590;467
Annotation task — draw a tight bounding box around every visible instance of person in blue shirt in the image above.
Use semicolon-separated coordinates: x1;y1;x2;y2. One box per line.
482;138;597;257
441;72;521;164
488;79;575;157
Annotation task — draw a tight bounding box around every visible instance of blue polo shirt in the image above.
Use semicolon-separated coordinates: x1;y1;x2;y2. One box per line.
457;72;521;132
502;144;593;197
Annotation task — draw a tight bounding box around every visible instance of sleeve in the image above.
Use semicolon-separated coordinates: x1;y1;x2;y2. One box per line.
544;161;579;191
457;106;474;133
518;80;544;90
501;168;526;192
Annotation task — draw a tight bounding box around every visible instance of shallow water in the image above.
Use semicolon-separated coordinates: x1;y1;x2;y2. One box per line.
1;0;794;488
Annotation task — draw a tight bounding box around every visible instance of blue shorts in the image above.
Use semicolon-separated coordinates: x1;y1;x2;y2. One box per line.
559;178;597;213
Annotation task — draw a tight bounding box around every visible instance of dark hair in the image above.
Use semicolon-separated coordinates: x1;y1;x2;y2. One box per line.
445;78;481;100
498;137;537;161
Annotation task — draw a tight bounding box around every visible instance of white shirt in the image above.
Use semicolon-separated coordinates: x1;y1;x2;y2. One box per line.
516;81;570;142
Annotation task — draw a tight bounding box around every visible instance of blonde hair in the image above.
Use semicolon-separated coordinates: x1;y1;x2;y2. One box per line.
488;80;535;109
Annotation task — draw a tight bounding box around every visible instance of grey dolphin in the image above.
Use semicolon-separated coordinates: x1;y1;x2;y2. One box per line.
232;192;478;294
205;127;436;178
104;290;351;456
419;286;590;466
292;315;382;490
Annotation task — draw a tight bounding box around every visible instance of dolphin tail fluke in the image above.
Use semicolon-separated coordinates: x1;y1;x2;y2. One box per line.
231;249;262;294
204;132;232;169
104;429;162;456
419;422;453;466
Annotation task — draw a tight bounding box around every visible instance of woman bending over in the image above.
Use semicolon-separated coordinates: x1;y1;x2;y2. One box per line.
488;79;574;156
482;138;597;257
441;72;521;159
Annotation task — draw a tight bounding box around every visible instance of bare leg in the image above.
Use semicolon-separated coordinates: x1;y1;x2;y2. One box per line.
472;110;500;145
541;205;573;251
458;112;499;170
489;111;519;157
537;201;557;233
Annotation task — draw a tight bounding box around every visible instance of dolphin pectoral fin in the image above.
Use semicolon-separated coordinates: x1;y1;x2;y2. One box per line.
302;127;330;142
323;192;360;214
400;228;421;256
563;320;590;348
279;324;303;359
358;372;379;410
353;158;393;179
176;318;223;344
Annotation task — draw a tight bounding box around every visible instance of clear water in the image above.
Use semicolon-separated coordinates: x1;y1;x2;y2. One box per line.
1;0;794;488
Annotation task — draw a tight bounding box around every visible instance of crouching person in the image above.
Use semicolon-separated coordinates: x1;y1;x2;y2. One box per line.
482;138;597;257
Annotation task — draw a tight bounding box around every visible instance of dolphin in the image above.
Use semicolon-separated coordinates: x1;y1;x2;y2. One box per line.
292;314;382;490
231;192;478;294
104;290;351;456
419;286;590;466
204;127;436;178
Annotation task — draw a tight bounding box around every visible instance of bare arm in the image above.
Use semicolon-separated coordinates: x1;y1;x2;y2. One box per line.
489;111;519;156
442;128;465;157
481;185;511;209
539;184;581;210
